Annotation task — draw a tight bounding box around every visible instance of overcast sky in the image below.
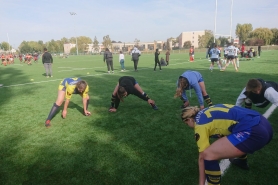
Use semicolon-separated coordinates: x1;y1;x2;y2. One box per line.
0;0;277;48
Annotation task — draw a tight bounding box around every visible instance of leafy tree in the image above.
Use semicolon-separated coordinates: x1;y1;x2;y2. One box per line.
102;35;112;50
198;30;214;48
134;38;140;47
183;41;191;49
250;28;273;45
235;23;253;43
217;37;229;47
270;28;278;45
1;42;10;51
93;36;99;53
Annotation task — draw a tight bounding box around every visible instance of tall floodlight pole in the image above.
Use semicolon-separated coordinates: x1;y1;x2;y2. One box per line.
230;0;234;42
214;0;218;43
70;12;78;55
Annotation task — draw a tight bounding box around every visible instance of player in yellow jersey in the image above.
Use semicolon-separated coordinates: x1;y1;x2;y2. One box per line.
181;104;272;185
45;77;90;127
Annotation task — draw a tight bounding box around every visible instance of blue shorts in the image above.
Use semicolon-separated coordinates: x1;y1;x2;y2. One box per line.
227;116;273;154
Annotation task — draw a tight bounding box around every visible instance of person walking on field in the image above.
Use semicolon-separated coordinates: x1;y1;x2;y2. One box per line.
119;51;125;71
154;49;161;71
258;45;261;58
131;47;141;71
42;48;53;78
189;46;194;62
165;49;170;66
103;48;114;74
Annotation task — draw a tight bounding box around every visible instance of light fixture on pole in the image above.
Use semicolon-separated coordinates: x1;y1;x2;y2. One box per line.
69;12;78;55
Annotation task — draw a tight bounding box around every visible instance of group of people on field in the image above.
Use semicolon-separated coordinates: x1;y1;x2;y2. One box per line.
103;47;171;73
43;65;278;185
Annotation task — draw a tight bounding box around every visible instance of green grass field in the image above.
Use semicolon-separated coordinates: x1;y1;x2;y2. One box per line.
0;51;278;185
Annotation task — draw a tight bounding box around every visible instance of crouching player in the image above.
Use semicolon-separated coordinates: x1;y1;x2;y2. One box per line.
45;77;90;127
181;104;273;185
109;76;158;112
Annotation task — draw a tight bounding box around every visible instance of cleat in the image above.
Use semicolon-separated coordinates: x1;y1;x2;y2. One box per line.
45;120;51;128
229;158;249;170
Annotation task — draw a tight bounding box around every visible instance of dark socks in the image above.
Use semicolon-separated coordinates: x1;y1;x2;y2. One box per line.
203;95;213;106
46;103;60;121
204;160;221;185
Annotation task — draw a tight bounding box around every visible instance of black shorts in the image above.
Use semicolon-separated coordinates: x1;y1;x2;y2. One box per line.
210;58;219;62
224;54;228;59
227;55;235;60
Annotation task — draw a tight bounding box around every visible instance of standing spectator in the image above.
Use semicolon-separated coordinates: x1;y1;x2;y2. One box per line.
189;46;194;62
241;43;245;58
42;48;53;78
165;49;170;66
206;45;212;61
131;47;141;71
103;48;114;74
119;51;125;71
154;49;162;71
258;45;261;58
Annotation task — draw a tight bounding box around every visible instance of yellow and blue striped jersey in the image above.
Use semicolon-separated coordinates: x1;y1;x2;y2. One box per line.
58;77;89;100
194;104;261;152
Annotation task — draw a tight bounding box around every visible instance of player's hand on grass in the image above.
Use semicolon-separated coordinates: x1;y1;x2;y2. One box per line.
183;101;190;108
62;110;67;118
109;107;117;112
84;110;91;116
147;99;155;105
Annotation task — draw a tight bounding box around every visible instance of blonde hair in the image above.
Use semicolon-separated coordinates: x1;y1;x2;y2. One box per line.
174;77;188;98
246;79;262;92
181;106;200;122
76;80;87;91
117;86;126;102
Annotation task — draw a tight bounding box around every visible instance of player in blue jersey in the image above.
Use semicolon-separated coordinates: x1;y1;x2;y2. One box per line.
208;44;222;71
175;70;213;110
45;77;90;127
181;104;273;185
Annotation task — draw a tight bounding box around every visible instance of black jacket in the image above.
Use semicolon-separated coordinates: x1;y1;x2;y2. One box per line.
42;52;53;64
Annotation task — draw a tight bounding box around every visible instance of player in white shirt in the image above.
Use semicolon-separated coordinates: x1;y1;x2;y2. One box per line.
234;45;240;68
208;44;222;71
222;42;238;72
119;51;125;71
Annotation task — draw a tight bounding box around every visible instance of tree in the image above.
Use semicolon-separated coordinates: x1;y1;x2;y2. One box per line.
198;30;214;48
92;36;99;53
217;37;229;47
270;28;278;45
134;38;140;47
1;42;10;51
183;41;191;49
250;28;273;45
235;23;253;44
102;35;112;49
